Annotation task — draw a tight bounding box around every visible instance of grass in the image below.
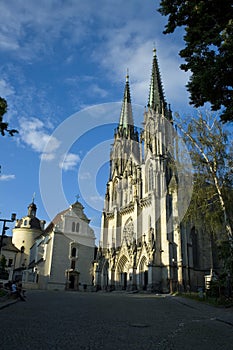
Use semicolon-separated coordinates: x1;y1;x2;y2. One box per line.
173;291;233;308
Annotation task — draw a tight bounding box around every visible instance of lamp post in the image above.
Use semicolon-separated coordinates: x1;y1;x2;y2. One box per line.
0;213;16;255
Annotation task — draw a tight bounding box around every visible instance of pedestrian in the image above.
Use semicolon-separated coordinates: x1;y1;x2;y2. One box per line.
17;282;26;299
11;281;26;301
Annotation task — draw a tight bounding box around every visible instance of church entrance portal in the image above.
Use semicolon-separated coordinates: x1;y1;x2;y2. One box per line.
143;270;148;290
117;255;129;290
122;272;127;290
66;270;80;291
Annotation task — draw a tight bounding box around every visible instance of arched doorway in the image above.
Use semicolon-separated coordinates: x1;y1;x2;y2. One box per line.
123;272;127;290
66;270;80;291
69;275;75;289
139;256;148;290
116;255;129;290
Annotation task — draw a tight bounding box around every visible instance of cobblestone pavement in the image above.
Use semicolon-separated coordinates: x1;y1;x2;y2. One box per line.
0;290;233;350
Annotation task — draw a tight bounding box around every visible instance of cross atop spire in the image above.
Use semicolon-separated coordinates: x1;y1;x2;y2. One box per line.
148;47;166;113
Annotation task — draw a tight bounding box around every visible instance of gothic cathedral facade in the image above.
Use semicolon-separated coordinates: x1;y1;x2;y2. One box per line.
94;49;214;293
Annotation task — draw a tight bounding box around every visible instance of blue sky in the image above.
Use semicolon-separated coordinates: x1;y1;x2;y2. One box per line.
0;0;194;243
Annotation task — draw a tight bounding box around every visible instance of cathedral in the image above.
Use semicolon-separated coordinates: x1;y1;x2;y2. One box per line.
93;49;214;293
3;49;217;294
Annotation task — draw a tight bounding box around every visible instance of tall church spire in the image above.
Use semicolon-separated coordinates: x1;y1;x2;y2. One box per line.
148;48;166;113
119;71;134;132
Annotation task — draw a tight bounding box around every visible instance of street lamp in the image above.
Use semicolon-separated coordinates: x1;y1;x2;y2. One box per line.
0;213;16;254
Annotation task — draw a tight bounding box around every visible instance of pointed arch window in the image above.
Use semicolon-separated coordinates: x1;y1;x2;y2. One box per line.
113;181;118;205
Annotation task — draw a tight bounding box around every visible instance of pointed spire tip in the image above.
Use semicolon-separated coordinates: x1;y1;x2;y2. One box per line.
126;68;129;82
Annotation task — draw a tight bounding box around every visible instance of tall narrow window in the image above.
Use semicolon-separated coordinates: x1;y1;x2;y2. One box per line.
113;184;117;205
76;223;80;232
8;258;13;267
148;215;151;229
148;164;154;191
71;247;76;257
72;222;75;232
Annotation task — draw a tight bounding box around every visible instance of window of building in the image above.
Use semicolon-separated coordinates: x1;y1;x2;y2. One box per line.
148;164;154;191
71;247;76;258
20;246;25;253
24;220;27;226
8;258;13;267
76;223;79;232
148;215;151;229
72;222;75;232
123;218;135;244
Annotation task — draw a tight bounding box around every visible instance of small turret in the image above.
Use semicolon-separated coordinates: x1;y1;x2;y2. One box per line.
27;202;37;218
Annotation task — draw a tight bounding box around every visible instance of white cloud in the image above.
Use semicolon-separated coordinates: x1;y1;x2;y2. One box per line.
0;79;15;98
0;0;93;60
0;174;15;181
59;153;80;171
90;84;108;98
0;0;189;111
90;195;104;203
18;117;60;159
79;172;92;180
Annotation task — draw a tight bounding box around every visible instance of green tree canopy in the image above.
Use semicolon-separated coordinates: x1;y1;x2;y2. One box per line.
0;97;18;136
158;0;233;122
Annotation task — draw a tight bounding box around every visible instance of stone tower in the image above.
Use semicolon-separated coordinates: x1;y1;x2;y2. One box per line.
12;199;46;269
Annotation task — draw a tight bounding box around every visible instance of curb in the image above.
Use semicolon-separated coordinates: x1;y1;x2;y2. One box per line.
0;299;18;310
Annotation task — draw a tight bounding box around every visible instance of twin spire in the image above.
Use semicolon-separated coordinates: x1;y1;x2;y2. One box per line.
118;47;169;131
119;70;134;130
148;47;166;111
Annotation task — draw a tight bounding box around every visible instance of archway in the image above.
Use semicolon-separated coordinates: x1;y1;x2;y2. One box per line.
116;255;129;290
138;256;148;290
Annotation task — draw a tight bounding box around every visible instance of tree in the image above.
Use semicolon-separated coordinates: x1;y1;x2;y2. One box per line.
158;0;233;122
175;111;233;285
0;255;7;271
175;111;233;238
0;97;18;136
